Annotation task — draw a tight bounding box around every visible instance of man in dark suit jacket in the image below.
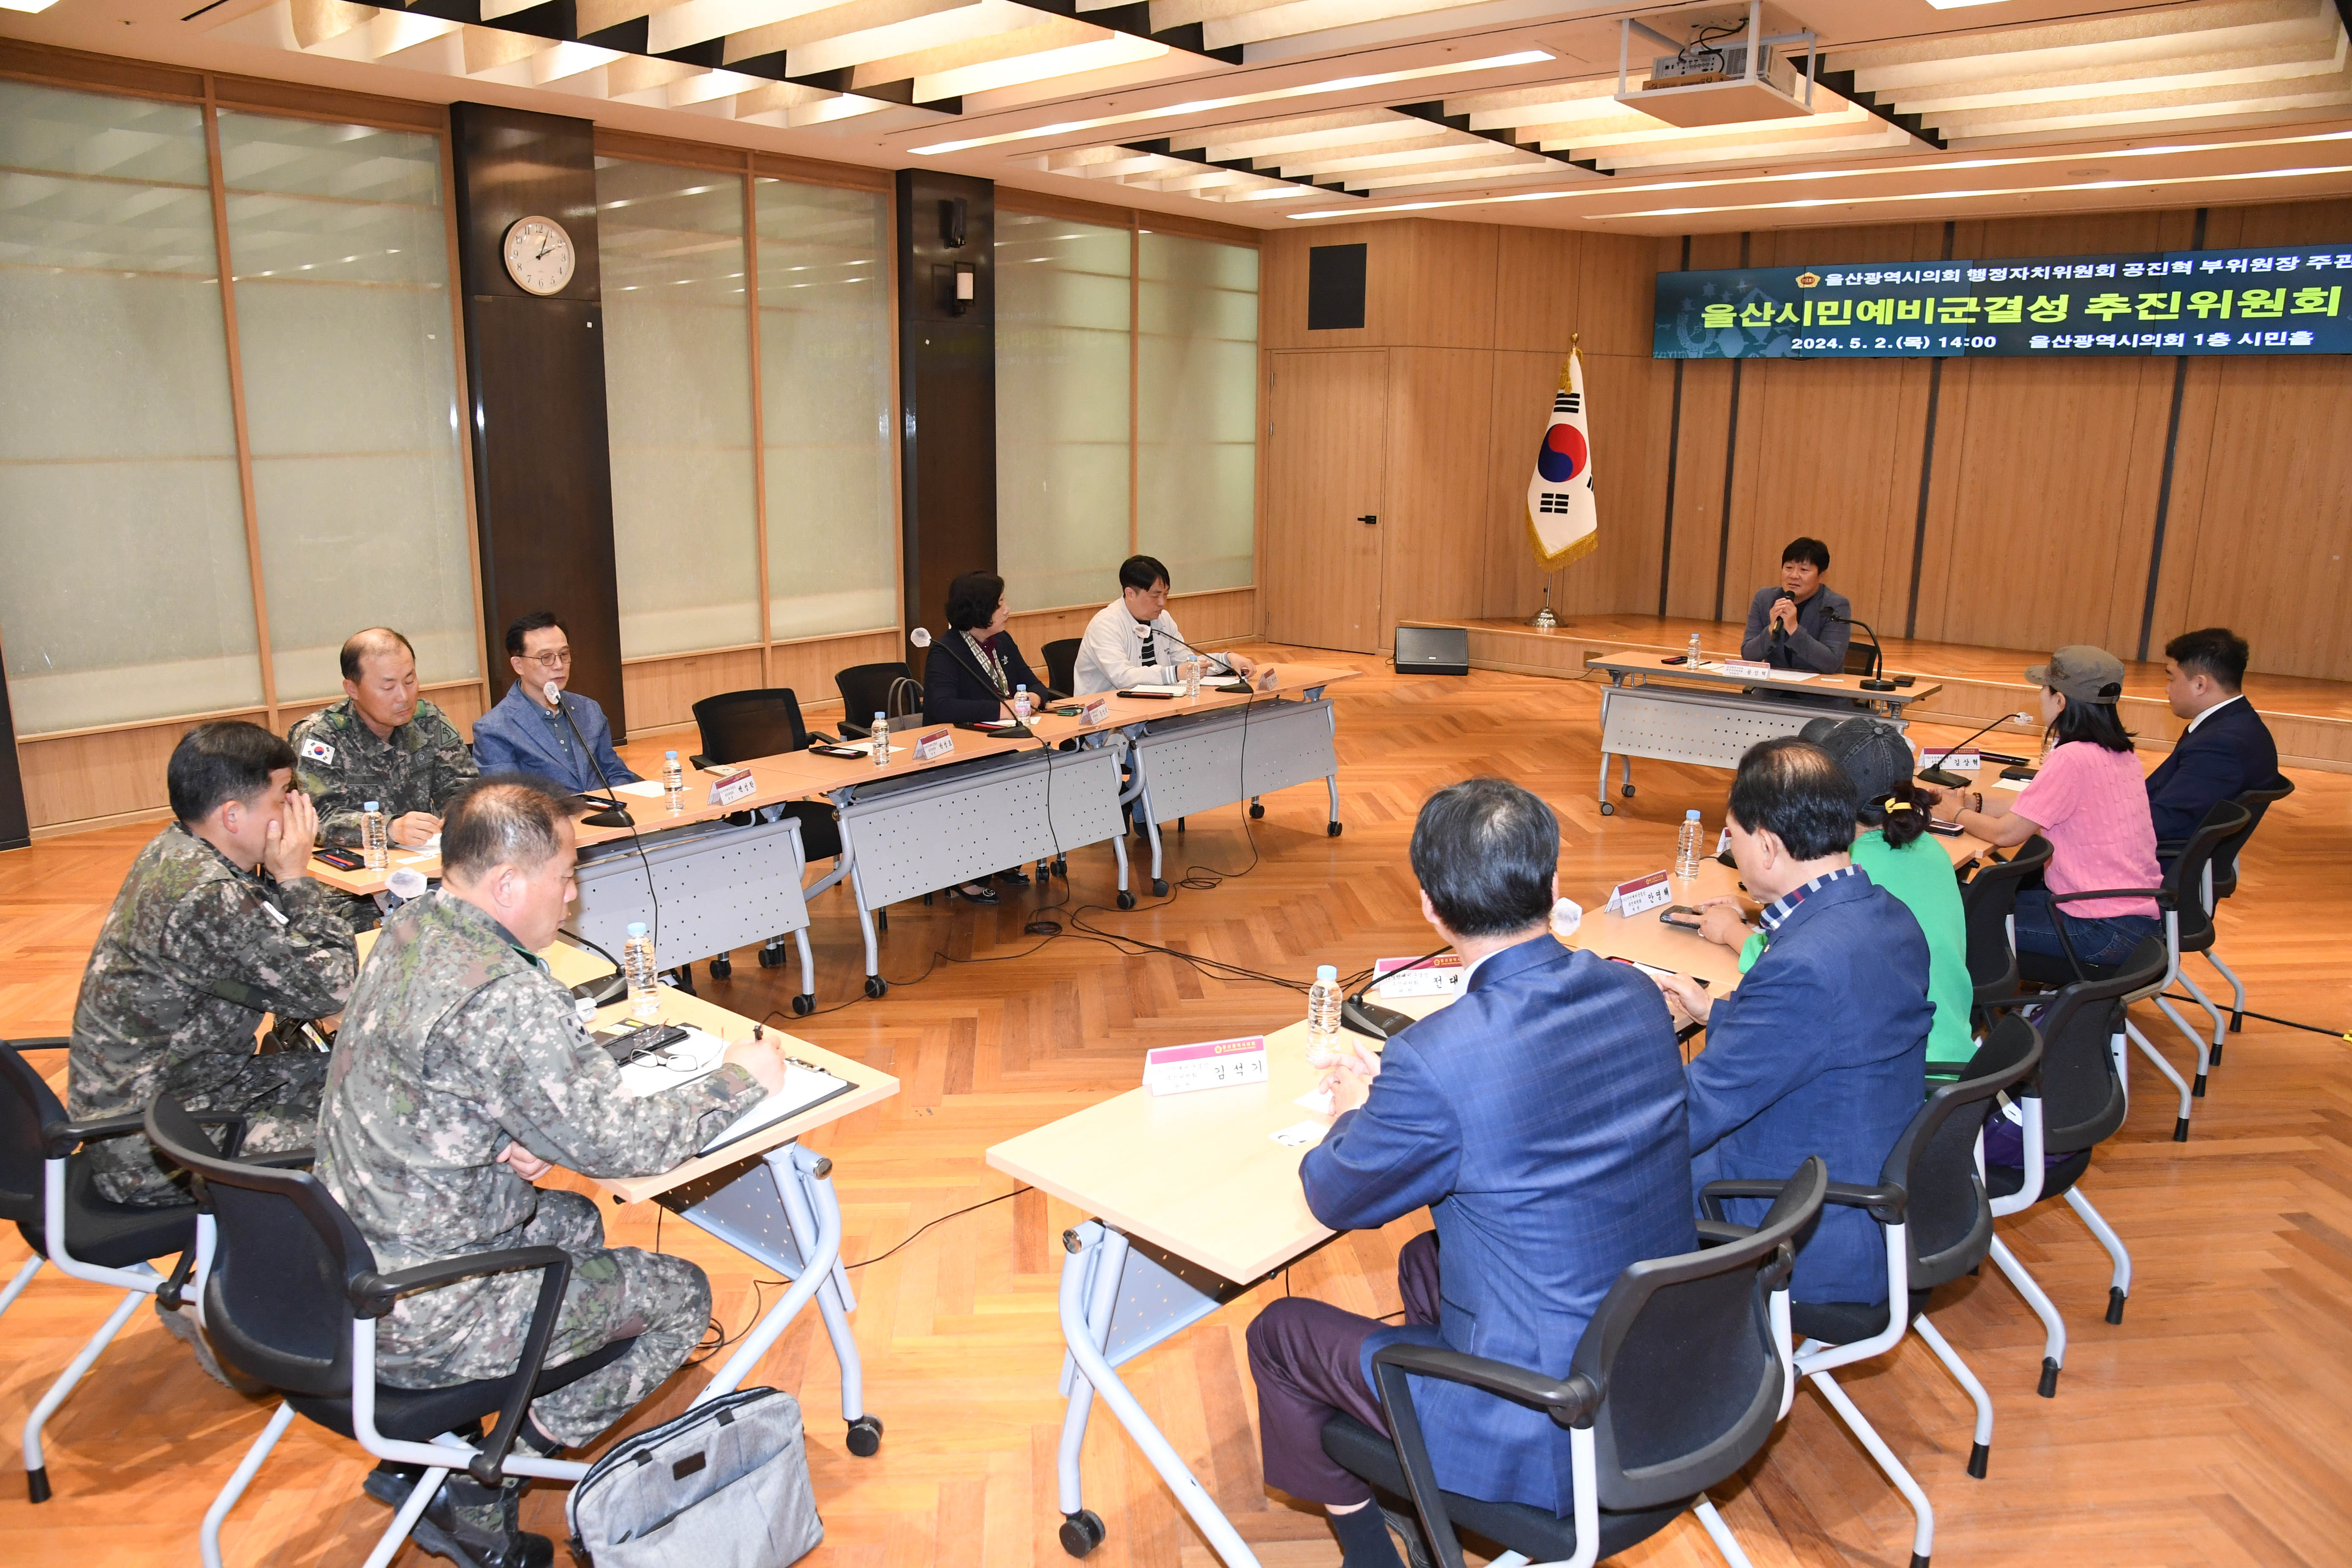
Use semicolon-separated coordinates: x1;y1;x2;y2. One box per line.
1655;738;1932;1307
2146;627;2278;845
1247;779;1693;1566
1739;536;1853;674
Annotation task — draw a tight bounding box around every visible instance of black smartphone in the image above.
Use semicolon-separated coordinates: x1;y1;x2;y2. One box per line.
1659;904;1704;931
1116;688;1178;700
315;847;365;870
2000;765;2039;782
1661;654;1690;665
812;744;865;759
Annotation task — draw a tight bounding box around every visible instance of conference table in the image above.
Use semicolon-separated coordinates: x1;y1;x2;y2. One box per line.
985;811;2001;1567
1585;649;1946;816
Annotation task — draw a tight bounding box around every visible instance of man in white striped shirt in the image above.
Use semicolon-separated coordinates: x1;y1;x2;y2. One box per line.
1072;555;1256;695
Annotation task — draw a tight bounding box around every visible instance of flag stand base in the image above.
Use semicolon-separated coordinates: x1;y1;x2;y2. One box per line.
1527;588;1558;630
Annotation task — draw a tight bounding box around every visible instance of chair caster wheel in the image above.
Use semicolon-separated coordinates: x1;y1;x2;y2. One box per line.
1621;784;1636;798
1327;821;1342;837
1059;1510;1105;1558
845;1415;883;1457
792;994;815;1017
708;956;732;979
2038;1357;2059;1398
1117;890;1137;910
2106;1287;2126;1325
1599;802;1615;817
864;975;888;999
1967;1441;1989;1479
757;945;784;969
1249;803;1264;819
1054;858;1068;879
1152;879;1169;897
27;1466;50;1504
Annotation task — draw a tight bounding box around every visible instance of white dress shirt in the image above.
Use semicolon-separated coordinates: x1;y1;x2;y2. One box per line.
1071;599;1235;695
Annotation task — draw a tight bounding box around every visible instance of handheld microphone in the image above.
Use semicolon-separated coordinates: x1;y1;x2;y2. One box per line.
544;681;634;828
1827;611;1898;693
1340;946;1452;1043
1917;709;2035;788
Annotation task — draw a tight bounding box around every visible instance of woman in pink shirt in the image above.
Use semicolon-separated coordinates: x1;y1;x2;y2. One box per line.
1921;646;2162;970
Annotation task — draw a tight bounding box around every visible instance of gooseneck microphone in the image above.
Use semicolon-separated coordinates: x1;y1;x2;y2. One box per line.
1147;624;1236;680
1340;946;1452;1043
1828;611;1898;693
544;681;634;828
909;626;1013;721
1917;708;2035;788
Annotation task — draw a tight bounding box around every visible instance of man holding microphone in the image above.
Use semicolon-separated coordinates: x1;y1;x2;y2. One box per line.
1740;536;1853;675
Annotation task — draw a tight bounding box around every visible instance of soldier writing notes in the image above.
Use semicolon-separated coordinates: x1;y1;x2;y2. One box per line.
315;778;787;1568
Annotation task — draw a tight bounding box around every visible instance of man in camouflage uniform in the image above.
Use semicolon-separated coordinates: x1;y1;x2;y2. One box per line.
316;777;786;1568
69;721;356;1210
288;626;479;850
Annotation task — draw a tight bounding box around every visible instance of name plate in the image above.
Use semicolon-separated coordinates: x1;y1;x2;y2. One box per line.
1082;697;1110;726
1606;871;1675;917
1921;749;1981;773
1720;659;1770;677
1143;1034;1268;1096
913;728;954;761
1372;953;1464;999
707;768;757;807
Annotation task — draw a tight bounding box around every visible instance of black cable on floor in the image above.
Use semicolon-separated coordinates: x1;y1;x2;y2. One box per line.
844;1184;1029;1273
2153;991;2350;1040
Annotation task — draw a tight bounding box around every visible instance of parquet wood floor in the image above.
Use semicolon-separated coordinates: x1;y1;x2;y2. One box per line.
5;652;2350;1568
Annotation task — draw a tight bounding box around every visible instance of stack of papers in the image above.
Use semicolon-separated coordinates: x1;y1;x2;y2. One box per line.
612;1025;855;1154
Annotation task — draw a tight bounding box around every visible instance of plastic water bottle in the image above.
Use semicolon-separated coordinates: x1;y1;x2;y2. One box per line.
662;750;683;807
1186;659;1202;700
1012;684;1032;722
1686;632;1703;670
360;800;388;870
622;922;660;1018
1676;809;1704;881
871;712;891;766
1306;964;1343;1060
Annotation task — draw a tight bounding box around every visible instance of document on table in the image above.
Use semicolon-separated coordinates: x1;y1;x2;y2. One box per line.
1763;671;1818;683
612;1025;856;1154
613;779;669;799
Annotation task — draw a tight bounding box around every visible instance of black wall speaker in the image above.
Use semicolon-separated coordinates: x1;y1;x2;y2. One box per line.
1394;626;1469;676
1307;243;1367;330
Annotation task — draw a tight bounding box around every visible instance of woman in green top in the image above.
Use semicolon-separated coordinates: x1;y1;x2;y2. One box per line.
1696;717;1977;1075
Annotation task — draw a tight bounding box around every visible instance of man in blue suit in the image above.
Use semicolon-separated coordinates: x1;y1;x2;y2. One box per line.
1655;739;1931;1307
1246;779;1693;1566
2147;627;2278;846
471;612;640;794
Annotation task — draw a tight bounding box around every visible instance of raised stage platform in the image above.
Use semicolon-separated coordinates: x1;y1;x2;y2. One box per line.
1399;614;2352;773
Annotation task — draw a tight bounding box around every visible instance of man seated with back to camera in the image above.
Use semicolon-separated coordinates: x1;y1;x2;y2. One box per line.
316;777;788;1568
1246;778;1693;1567
470;611;640;796
1652;739;1932;1309
2145;626;2278;847
1740;536;1853;675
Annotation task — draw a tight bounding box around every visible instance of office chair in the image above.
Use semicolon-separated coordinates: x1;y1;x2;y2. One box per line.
1956;835;2051;1006
689;688;855;971
2025;799;2246;1139
1974;943;2157;1396
144;1094;632;1568
2;1037;216;1501
834;663;919;739
2177;775;2293;1056
1042;639;1081;698
1706;1017;2042;1568
1322;1157;1827;1568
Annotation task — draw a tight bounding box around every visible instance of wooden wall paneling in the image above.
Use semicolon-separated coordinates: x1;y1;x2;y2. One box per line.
621;647;767;734
768;630;905;719
1750;222;1943;268
2171;354;2352;681
1492;226;1583;351
1262;349;1390;652
18;712;264;832
1397;221;1498;350
1663;360;1734;621
1573;233;1659;358
1380;347;1492;642
1259;220;1416;351
1479;350;1666;621
1970;208;2197;259
2230;196;2352;247
2141;356;2223;658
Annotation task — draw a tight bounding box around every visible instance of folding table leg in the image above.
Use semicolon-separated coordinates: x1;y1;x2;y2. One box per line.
694;1146;849;1405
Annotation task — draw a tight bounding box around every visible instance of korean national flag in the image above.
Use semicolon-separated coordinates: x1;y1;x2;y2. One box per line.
1525;347;1598;567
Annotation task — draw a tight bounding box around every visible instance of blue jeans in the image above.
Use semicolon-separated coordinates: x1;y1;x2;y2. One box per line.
2014;888;2161;970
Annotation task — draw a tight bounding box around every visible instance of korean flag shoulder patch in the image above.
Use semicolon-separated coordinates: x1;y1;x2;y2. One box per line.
299;737;336;765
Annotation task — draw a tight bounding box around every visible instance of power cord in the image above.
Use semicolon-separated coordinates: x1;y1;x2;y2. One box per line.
2153;991;2350;1041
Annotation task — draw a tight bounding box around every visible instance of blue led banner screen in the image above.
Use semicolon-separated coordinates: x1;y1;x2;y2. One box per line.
1653;244;2352;359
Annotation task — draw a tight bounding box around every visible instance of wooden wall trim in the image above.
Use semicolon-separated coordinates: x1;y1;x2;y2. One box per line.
995;185;1259;247
750;149;893;192
0;38;443;130
0;38;204;100
588;127;890;192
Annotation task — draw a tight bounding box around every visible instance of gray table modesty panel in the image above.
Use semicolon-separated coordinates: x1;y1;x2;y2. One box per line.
839;744;1124;910
1132;699;1337;824
1599;685;1908;771
567;814;809;965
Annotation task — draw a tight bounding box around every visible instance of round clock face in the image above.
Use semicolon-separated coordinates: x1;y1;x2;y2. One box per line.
503;216;575;296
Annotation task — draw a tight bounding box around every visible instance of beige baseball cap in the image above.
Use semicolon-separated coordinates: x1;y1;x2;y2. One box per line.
2025;645;2126;703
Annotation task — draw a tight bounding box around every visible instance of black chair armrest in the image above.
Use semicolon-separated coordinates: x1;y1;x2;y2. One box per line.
808;731;840;746
1366;1345;1603;1568
1695;1218;1753;1247
2154;839;2186;856
241;1147;316;1170
1701;1176;1905;1225
354;1243;575;1486
688;754;716;771
2049;887;2172;908
9;1036;71;1050
49;1108;249;1160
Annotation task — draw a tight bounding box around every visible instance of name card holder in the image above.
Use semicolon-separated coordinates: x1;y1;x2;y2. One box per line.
1081;697;1111;726
914;728;954;761
1372;954;1464;999
1606;871;1676;917
1921;750;1982;774
1143;1034;1268;1096
708;768;757;808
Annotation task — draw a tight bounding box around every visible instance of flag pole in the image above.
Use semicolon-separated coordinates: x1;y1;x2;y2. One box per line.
1527;332;1579;629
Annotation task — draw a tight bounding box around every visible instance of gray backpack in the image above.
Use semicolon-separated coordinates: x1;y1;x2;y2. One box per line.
566;1387;824;1568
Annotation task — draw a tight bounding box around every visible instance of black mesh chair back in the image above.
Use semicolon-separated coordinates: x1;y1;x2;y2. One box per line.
691;689;810;765
1043;638;1081;696
0;1041;61;1230
1959;836;2051;1002
1887;1016;2042;1292
1572;1157;1828;1511
2165;801;2248;954
2212;776;2293;901
836;663;917;734
2023;947;2152;1157
147;1093;369;1398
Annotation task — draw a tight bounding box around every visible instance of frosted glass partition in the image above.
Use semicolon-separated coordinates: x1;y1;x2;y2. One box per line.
0;81;261;733
598;158;762;658
995;213;1132;612
754;178;898;640
1138;232;1258;594
220;112;476;704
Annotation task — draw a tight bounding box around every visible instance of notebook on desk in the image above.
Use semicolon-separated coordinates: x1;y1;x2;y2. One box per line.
612;1026;857;1156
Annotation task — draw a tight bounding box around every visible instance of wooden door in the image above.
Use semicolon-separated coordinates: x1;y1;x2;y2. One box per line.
1264;349;1388;653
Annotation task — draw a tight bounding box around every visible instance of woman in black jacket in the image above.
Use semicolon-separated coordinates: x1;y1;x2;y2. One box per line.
925;570;1057;903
